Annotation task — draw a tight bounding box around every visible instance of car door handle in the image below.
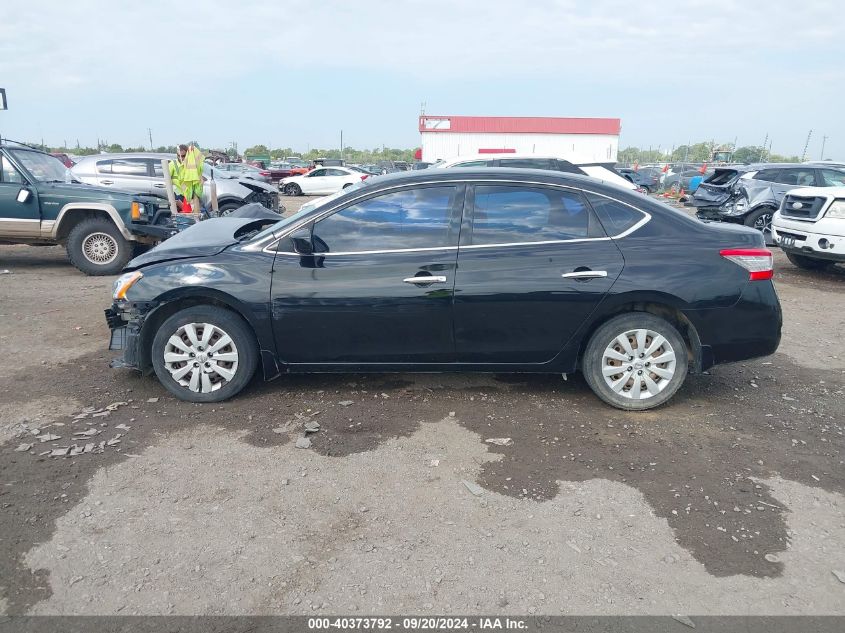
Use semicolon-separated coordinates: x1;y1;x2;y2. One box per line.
403;276;447;285
561;270;608;279
100;180;113;185
153;183;166;188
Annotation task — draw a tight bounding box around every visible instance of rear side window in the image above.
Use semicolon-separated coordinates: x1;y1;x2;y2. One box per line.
752;169;780;182
585;193;646;236
471;185;593;245
454;160;489;168
313;185;458;253
775;168;816;187
326;169;348;177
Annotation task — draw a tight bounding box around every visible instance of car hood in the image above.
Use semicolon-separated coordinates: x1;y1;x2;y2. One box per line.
127;217;273;269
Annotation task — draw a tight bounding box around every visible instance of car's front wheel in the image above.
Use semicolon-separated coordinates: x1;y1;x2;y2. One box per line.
744;207;775;244
582;313;688;411
283;183;302;196
151;306;258;403
66;217;133;276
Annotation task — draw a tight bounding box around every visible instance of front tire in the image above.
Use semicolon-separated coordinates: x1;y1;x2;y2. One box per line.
217;201;243;217
66;217;133;276
785;252;834;270
283;183;302;196
151;306;258;403
582;313;688;411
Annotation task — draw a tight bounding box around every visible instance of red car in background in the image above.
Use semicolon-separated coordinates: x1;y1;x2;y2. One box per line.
244;160;310;183
50;152;74;168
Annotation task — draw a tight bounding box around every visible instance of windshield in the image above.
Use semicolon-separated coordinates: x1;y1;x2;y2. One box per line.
10;149;68;182
248;182;369;243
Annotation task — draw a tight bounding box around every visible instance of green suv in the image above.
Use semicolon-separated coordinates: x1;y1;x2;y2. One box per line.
0;142;186;275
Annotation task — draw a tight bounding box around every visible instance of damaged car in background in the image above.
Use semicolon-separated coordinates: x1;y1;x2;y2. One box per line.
72;153;281;215
690;163;845;242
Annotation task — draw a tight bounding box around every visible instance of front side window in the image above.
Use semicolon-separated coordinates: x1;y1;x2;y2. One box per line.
471;185;592;245
312;186;457;253
1;155;24;184
820;169;845;186
309;169;328;178
9;149;66;182
454;160;488;168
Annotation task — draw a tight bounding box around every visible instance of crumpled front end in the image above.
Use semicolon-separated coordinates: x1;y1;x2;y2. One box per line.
105;301;156;372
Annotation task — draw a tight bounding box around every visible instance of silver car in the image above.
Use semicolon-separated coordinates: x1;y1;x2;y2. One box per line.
72;153;280;214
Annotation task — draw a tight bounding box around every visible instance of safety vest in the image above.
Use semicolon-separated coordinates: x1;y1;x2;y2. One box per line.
182;146;204;184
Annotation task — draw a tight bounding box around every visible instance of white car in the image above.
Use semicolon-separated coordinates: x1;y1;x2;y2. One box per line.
432;153;637;191
772;185;845;270
280;167;367;196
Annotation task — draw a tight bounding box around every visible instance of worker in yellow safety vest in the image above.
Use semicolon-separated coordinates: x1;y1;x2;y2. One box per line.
170;144;204;213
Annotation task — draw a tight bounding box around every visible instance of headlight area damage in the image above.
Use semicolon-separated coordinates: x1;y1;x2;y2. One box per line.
105;299;159;370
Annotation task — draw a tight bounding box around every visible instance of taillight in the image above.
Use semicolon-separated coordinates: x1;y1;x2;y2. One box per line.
259;171;270;176
360;175;369;180
720;248;773;280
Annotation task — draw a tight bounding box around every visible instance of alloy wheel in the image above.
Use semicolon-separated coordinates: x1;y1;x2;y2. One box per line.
601;328;677;400
82;232;119;265
163;322;240;393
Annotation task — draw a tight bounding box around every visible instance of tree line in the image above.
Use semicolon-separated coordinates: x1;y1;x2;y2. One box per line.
618;142;803;165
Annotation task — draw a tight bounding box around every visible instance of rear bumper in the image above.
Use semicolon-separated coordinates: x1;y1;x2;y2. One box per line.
683;281;782;366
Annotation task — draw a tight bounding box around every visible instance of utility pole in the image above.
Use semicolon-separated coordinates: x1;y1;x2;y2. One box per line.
820;135;828;160
760;133;768;162
801;129;813;162
340;130;343;161
148;128;153;151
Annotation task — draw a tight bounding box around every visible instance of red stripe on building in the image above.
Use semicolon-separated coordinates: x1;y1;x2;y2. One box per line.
419;116;621;135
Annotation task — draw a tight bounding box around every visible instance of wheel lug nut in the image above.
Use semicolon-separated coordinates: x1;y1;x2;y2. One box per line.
637;370;643;375
189;353;195;357
193;362;199;367
627;366;632;371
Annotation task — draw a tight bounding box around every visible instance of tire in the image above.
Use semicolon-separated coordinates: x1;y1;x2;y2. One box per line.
785;252;834;270
66;217;133;276
283;183;302;196
670;181;681;193
582;313;688;411
743;207;775;243
217;201;243;217
151;306;258;403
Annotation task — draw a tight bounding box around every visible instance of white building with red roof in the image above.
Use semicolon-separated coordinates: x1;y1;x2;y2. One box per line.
419;115;621;164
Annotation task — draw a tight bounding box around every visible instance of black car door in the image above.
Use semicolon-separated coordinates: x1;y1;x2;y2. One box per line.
453;183;625;364
270;184;464;364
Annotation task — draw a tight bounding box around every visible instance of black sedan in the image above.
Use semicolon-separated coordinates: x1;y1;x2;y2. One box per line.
106;168;781;411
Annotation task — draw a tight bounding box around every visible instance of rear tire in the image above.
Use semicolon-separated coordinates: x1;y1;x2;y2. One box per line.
151;306;258;403
582;313;688;411
785;252;834;270
744;207;775;244
66;217;133;276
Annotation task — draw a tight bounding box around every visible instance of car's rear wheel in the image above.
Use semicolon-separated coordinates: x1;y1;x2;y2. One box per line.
582;313;688;411
151;306;258;403
744;207;775;243
66;217;133;276
785;252;834;270
284;183;302;196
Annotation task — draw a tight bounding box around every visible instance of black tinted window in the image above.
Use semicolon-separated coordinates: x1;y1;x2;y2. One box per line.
753;169;780;182
585;193;646;235
309;169;328;177
455;160;488;168
775;168;816;186
326;169;348;177
313;186;457;253
498;158;553;170
471;185;591;245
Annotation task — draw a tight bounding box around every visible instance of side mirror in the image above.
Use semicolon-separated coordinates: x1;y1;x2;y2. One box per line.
16;188;31;203
289;227;313;255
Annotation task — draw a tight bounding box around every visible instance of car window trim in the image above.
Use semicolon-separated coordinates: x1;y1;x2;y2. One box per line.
256;178;652;254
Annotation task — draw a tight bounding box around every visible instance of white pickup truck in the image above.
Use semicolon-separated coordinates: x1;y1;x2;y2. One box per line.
771;186;845;270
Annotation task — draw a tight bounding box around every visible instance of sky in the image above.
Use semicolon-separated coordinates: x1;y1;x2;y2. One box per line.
1;0;843;158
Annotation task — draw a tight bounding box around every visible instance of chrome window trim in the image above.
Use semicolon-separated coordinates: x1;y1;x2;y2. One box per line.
256;178;653;254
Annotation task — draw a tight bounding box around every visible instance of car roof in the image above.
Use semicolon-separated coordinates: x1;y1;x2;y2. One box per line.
358;166;637;196
74;152;175;163
437;153;566;164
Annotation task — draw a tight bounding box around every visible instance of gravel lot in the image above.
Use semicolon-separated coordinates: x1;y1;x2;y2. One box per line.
1;196;843;615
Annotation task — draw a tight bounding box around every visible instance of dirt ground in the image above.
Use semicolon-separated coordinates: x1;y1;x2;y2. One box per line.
1;196;843;616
